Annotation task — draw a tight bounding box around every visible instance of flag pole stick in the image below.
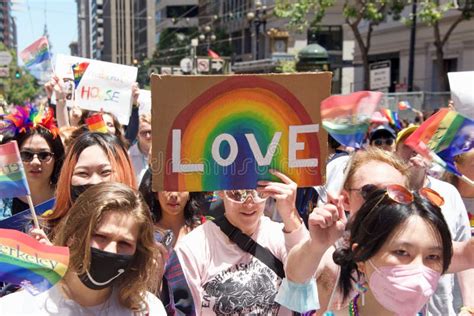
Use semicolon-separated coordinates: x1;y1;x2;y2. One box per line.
25;195;40;229
460;174;474;186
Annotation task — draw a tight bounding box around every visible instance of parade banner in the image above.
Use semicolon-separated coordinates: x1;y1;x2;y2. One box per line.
55;54;138;125
151;73;331;192
138;89;151;115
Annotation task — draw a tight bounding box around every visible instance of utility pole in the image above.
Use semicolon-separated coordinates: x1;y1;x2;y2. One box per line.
408;0;417;92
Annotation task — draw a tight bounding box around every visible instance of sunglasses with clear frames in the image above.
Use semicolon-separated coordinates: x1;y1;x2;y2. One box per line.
20;150;54;163
224;190;269;203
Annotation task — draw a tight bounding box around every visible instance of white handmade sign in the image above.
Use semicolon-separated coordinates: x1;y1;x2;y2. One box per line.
138;89;151;115
448;71;474;119
55;54;138;124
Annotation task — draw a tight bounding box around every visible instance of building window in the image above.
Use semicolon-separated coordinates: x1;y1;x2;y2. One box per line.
166;5;198;18
244;28;251;54
307;26;342;51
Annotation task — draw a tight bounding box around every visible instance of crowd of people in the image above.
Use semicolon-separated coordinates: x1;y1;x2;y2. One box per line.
0;77;473;316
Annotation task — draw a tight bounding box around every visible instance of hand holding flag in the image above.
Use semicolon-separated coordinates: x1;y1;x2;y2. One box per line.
405;108;474;181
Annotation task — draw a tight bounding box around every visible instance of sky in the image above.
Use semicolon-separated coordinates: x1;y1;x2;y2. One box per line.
12;0;77;65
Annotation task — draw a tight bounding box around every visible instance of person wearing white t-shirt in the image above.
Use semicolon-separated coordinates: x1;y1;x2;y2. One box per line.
175;170;309;315
0;183;166;315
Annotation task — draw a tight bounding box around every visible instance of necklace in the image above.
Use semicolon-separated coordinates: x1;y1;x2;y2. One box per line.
349;294;360;316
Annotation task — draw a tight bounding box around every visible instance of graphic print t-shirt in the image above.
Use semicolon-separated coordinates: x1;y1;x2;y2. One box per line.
175;216;308;315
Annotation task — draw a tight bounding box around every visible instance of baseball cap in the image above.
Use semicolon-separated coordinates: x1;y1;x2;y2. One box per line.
369;125;396;141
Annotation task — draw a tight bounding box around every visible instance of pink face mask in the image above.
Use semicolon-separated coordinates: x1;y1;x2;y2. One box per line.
367;260;441;316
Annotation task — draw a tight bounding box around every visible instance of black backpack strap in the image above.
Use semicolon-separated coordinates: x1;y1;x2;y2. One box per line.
213;215;285;279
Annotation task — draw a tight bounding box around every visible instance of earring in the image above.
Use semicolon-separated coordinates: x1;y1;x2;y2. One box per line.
355;276;368;306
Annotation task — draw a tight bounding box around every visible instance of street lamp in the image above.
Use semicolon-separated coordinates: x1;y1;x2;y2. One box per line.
246;1;267;60
199;25;216;50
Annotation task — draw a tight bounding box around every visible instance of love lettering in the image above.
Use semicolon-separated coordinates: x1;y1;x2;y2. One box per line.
80;86;120;103
172;124;319;172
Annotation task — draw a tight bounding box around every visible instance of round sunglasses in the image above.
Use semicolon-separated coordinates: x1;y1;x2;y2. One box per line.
360;184;444;211
224;190;269;203
20;150;54;163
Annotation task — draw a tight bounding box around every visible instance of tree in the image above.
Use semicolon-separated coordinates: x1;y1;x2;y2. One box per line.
0;43;40;105
154;27;199;66
416;1;472;91
275;0;405;89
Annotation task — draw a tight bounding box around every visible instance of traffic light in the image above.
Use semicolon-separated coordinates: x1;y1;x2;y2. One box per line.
15;71;21;79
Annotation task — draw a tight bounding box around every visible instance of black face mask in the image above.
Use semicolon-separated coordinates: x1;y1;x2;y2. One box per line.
70;184;95;203
79;247;134;290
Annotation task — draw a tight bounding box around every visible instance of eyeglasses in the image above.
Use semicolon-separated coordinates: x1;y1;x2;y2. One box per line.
367;184;444;216
139;130;152;138
224;190;269;203
20;150;54;163
373;138;394;147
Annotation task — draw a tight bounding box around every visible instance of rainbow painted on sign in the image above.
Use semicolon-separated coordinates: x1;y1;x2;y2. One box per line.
164;76;322;191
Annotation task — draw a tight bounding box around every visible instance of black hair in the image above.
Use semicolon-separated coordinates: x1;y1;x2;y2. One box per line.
2;126;65;185
333;189;453;300
328;134;341;150
138;168;203;228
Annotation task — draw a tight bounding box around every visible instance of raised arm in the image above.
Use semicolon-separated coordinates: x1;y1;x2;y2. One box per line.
449;238;474;273
286;196;346;283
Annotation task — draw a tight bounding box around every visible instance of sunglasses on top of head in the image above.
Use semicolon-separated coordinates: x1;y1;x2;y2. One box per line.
352;184;444;210
224;190;269;203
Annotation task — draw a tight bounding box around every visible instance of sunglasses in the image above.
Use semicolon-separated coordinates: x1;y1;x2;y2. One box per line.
366;184;444;215
224;190;269;203
20;150;54;163
373;138;394;146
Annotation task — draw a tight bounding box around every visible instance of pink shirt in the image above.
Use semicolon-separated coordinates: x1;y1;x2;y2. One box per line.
175;216;308;315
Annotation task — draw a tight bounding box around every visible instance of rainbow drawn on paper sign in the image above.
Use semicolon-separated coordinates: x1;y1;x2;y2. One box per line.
164;76;322;191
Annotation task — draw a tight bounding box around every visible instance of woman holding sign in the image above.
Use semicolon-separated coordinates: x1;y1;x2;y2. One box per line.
0;182;166;315
45;132;136;234
173;169;308;315
0;104;65;221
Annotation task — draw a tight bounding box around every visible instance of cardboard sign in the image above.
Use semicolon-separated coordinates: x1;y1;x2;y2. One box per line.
448;71;474;119
151;73;331;192
55;54;138;124
138;89;151;115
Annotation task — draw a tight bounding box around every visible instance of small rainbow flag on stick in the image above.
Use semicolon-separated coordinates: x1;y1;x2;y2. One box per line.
321;91;382;148
72;62;90;88
380;108;402;129
0;141;31;199
19;36;51;69
405;108;474;176
85;113;108;133
0;228;69;295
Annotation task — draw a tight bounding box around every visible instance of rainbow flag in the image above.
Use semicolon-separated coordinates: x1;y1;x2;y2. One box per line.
398;101;411;111
0;228;69;295
405;108;474;174
380;108;402;129
19;36;51;68
0;141;30;198
72;62;90;88
85;113;108;133
321;91;382;148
